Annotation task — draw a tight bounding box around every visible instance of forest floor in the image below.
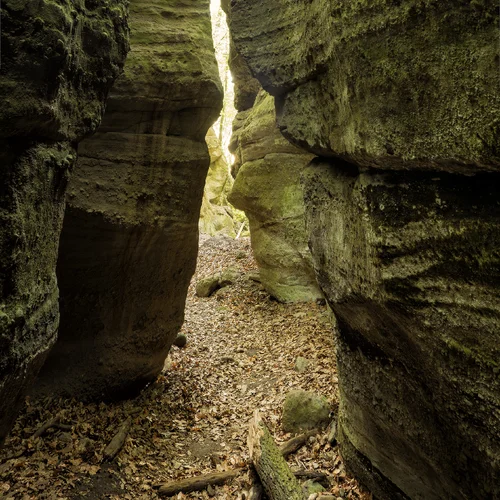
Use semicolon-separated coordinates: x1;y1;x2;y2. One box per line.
0;236;370;500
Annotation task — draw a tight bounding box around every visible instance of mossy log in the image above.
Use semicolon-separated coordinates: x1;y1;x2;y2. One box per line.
248;411;305;500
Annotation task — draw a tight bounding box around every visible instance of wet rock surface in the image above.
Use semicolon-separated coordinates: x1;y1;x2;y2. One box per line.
34;0;222;401
0;0;129;443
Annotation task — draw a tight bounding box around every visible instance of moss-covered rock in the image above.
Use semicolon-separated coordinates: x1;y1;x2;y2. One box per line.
282;390;331;433
229;1;500;497
229;91;322;303
231;0;499;173
302;161;500;499
0;0;129;443
34;0;222;401
199;128;236;237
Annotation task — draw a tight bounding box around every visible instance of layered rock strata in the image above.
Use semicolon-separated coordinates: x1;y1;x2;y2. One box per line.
199;128;236;237
0;0;128;444
229;91;322;303
229;1;500;498
35;0;222;400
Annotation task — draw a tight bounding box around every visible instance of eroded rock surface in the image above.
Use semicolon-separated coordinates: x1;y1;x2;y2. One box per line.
229;1;500;498
0;0;128;443
199;128;236;237
35;0;222;400
231;0;499;173
229;91;322;303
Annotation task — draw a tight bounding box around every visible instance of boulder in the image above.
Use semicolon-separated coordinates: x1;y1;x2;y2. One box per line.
229;91;323;303
230;0;499;174
34;0;222;401
294;357;310;373
282;390;330;433
196;277;221;298
196;267;242;297
0;0;128;443
302;480;326;496
219;267;242;287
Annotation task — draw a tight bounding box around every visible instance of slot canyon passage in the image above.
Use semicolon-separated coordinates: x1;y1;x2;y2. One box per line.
0;0;499;499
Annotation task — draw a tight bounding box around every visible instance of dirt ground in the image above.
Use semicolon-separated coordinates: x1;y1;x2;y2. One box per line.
0;236;370;500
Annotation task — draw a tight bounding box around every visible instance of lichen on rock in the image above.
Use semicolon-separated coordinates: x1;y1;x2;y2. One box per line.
0;0;129;443
229;90;323;303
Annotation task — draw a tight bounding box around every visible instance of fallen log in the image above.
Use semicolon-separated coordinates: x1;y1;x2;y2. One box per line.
248;410;305;500
279;430;317;458
157;469;242;497
103;417;131;461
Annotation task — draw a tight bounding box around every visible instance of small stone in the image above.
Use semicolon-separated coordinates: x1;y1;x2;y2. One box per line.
303;479;325;496
295;356;310;373
173;334;187;348
282;390;331;433
207;484;216;497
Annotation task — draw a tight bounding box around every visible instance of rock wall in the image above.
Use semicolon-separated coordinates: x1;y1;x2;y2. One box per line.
229;1;500;498
35;0;222;400
199;128;236;237
229;90;322;303
0;0;129;443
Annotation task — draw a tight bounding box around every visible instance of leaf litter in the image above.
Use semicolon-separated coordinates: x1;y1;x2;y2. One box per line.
0;235;370;500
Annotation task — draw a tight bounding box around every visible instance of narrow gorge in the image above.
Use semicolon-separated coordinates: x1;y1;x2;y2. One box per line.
0;1;498;499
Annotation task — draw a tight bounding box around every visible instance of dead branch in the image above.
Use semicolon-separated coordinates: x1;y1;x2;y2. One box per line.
279;430;317;458
32;413;62;439
103;417;131;461
157;469;242;496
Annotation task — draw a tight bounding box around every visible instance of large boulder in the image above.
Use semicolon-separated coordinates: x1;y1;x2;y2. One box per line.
229;91;323;303
229;1;500;498
0;0;128;443
34;0;222;401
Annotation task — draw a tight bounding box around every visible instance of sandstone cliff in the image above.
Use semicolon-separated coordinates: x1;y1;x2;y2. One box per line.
229;90;322;303
0;0;129;443
199;128;236;238
35;0;223;400
229;1;500;498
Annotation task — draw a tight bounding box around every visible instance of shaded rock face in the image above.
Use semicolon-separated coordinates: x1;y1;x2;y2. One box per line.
0;0;129;443
229;1;500;498
199;128;236;238
229;91;322;303
35;0;222;401
303;163;500;499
